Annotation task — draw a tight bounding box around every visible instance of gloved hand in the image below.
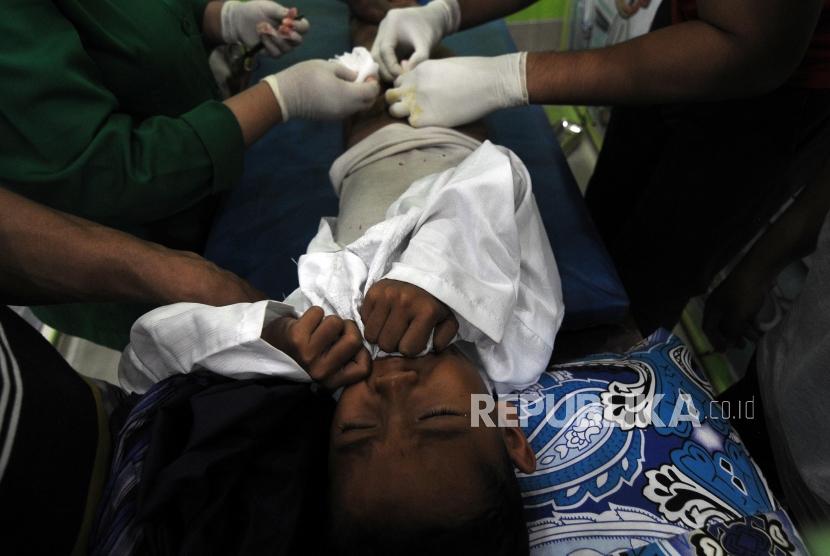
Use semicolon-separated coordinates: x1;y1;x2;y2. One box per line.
262;60;380;121
386;53;528;128
371;0;461;82
220;0;310;57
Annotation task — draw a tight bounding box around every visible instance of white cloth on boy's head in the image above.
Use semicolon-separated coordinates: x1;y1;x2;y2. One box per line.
119;139;564;395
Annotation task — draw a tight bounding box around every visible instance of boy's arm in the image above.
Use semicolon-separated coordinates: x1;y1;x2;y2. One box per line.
371;143;563;389
120;302;369;393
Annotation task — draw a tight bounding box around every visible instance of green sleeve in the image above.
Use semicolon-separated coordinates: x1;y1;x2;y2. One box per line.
0;0;245;227
190;0;214;30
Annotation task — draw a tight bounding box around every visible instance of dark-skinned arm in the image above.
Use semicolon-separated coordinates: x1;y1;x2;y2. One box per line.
0;188;265;306
525;0;824;105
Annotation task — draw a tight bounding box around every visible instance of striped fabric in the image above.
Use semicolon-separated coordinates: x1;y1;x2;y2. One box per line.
0;319;23;488
89;376;183;556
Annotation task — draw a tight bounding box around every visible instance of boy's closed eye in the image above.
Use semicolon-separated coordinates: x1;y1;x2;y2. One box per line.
360;279;459;356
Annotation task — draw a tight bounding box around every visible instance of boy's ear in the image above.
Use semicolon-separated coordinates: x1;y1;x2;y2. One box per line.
496;401;536;474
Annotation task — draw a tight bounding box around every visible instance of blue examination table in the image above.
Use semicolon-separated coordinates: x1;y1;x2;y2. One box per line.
205;0;628;330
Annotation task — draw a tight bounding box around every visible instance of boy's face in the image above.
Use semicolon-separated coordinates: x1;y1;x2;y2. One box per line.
329;348;531;522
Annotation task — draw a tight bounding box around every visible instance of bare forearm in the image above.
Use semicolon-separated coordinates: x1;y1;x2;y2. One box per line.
202;0;226;47
527;10;819;107
224;82;283;146
456;0;534;30
526;22;749;105
0;189;265;306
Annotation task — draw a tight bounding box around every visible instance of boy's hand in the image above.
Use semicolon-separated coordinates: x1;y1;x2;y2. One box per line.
262;307;371;390
360;279;459;356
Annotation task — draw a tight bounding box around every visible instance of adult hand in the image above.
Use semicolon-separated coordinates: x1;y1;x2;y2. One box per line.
220;0;310;57
162;249;267;306
385;53;528;128
262;307;371;389
702;268;768;351
371;0;461;81
360;279;459;356
262;60;380;121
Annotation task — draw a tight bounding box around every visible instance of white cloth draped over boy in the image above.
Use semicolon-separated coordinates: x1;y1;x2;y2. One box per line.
119;125;565;395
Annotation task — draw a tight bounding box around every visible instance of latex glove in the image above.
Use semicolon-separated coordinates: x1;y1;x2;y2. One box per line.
371;0;461;82
386;53;528;128
262;60;380;121
221;0;310;57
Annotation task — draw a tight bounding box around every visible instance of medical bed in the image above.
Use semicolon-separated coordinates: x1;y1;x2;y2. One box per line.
204;0;629;331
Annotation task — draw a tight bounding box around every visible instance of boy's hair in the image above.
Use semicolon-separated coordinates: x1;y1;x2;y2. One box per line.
329;454;529;556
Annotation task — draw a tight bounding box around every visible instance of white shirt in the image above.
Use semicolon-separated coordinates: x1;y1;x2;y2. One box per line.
119;141;564;394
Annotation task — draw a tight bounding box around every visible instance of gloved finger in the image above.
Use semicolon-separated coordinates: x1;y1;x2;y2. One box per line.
406;40;430;71
379;43;403;82
370;41;388;80
262;34;293;57
334;64;359;82
277;27;303;45
285;16;310;34
385;86;403;103
372;40;393;82
387;97;411;119
256;21;279;39
259;2;290;21
354;80;381;107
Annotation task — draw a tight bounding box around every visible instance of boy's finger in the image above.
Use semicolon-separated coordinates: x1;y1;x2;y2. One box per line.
320;321;364;369
309;314;345;354
433;316;459;352
359;296;374;327
398;315;434;357
362;302;390;344
324;348;372;390
294;306;325;338
377;309;410;353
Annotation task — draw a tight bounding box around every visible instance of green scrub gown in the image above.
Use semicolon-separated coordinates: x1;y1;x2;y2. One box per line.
0;0;246;349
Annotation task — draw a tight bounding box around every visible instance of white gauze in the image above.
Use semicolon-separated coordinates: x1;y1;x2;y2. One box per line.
329;46;379;83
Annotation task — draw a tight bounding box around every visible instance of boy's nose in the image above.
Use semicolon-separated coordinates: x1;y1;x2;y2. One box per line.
368;365;418;398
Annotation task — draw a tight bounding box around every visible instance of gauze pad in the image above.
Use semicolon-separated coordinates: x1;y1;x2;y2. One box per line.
330;47;379;83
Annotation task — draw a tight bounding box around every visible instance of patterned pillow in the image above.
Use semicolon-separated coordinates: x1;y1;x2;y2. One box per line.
512;330;807;555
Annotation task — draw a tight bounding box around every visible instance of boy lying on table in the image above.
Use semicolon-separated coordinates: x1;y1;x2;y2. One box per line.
118;8;563;556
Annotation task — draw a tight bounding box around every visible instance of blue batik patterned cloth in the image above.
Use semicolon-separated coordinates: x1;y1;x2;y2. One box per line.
515;330;807;555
